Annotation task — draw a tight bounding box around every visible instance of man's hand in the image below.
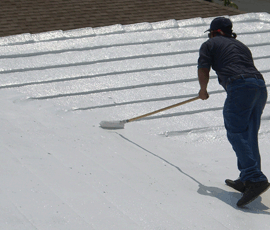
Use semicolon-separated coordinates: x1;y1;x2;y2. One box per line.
199;89;209;100
198;68;210;100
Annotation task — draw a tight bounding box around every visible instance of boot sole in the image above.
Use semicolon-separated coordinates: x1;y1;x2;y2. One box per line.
237;183;270;207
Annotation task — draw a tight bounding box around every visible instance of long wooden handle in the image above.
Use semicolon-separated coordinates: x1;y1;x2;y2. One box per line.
127;96;200;123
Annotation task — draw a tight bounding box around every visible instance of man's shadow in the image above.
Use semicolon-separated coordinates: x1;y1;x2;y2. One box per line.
117;133;270;214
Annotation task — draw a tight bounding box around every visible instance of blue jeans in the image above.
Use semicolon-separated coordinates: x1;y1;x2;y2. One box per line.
223;77;268;182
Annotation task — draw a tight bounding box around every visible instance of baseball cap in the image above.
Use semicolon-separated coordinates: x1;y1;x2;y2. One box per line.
205;17;233;33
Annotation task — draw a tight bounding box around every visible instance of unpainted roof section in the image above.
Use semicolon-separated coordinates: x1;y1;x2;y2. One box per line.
0;0;244;37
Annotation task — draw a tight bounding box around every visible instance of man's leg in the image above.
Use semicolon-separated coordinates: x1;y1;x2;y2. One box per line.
223;81;267;182
247;85;267;171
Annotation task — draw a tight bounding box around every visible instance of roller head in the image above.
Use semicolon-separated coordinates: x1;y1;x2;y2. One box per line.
99;120;126;129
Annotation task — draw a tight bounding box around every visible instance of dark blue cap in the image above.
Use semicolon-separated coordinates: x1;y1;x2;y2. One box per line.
205;17;233;32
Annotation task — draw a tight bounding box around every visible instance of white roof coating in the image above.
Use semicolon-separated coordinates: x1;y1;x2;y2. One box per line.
1;12;270;229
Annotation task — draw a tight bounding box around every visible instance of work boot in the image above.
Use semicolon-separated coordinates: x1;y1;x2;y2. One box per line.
237;180;270;207
225;179;245;193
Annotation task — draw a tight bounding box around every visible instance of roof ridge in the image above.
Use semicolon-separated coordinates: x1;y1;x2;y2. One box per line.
3;12;270;47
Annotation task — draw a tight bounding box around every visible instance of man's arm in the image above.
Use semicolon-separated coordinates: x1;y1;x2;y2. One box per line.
198;67;210;100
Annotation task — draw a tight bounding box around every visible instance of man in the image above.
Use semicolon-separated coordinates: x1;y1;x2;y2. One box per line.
197;17;269;207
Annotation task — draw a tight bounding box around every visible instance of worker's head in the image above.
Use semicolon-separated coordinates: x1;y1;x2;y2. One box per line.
206;17;236;39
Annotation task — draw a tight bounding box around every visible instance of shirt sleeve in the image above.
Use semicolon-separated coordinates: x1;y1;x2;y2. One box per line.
197;41;212;69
